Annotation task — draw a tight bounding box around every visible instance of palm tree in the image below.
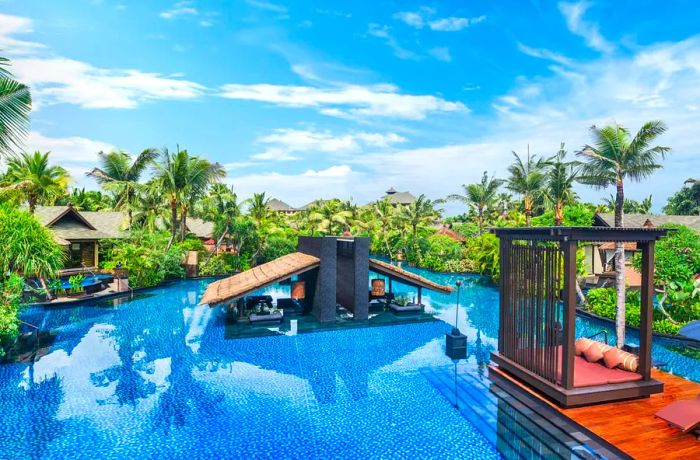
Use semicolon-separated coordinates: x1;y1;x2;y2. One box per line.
152;147;225;244
506;149;546;225
448;171;504;234
370;198;397;258
578;121;670;348
396;194;441;260
0;56;31;153
544;144;579;226
201;184;242;257
308;199;353;235
87;149;158;226
1;151;70;212
248;192;272;228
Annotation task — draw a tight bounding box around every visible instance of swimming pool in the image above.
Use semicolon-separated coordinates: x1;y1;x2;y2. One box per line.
1;268;699;459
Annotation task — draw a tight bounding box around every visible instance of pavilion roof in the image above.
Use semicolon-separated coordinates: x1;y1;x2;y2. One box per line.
369;258;454;294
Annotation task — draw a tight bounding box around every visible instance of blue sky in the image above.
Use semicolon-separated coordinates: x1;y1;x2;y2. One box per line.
2;0;699;212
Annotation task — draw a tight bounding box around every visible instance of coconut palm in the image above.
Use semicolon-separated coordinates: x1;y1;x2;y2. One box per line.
506;150;546;225
248;192;272;228
1;151;70;213
370;198;398;258
0;56;31;153
396;194;441;259
577;120;670;348
448;171;504;234
152;147;225;244
544;144;579;226
87;149;158;226
308;199;354;236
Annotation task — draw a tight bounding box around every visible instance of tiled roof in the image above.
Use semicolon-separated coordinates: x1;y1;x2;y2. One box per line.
34;206;126;240
595;213;700;232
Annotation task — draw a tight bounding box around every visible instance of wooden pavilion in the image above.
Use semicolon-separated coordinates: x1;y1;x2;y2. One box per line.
490;226;669;407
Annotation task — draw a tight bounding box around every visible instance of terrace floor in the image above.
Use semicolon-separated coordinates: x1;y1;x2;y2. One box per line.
490;366;700;459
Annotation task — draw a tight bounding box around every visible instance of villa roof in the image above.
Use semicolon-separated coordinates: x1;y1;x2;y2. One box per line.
368;258;454;294
383;190;416;205
594;213;700;233
199;252;321;306
186;218;215;239
436;225;465;242
268;198;292;211
34;205;127;241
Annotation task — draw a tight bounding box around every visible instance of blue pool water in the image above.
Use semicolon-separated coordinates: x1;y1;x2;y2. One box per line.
2;267;699;459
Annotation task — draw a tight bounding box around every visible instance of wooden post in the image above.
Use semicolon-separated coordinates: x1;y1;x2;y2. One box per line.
94;241;99;268
561;238;578;390
388;277;393;296
638;241;654;380
417;287;422;306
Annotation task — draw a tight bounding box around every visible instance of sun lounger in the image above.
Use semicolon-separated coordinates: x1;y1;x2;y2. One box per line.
655;395;700;437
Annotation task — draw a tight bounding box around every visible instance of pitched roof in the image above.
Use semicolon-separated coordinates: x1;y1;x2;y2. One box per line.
186;218;215;238
268;198;292;211
384;191;416;205
368;258;454;293
298;199;328;210
594;213;700;232
34;206;125;241
199;252;321;306
79;211;128;238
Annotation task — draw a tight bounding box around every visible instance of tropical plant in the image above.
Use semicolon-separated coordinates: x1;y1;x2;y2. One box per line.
0;56;31;153
152;147;225;244
307;199;354;235
369;198;398;259
448;172;504;234
247;192;273;228
578;121;670;348
506;150;546;225
0;151;71;212
664;181;700;215
87;149;158;226
56;188;112;211
396;194;441;261
544;144;579;226
68;274;85;295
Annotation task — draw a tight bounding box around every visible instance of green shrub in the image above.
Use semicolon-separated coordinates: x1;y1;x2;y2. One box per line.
652;319;682;335
463;233;500;281
199;254;234;276
0;275;24;356
68;274;85;295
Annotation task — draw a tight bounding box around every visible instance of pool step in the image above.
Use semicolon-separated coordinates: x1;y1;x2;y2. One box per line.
423;366;630;460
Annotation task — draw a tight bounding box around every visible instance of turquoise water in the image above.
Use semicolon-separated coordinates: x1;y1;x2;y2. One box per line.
1;266;699;459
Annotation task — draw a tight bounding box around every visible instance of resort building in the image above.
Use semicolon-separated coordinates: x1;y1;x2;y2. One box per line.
268;198;296;215
34;205;127;270
382;187;416;206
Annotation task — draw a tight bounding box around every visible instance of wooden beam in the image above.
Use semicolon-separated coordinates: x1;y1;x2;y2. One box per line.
638;241;654;380
417;286;422;305
561;239;578;390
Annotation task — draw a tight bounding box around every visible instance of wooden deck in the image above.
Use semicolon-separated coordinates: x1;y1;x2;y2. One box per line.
491;366;700;459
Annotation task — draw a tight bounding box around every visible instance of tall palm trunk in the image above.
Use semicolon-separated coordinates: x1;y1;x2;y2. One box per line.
554;200;564;226
477;207;484;235
614;178;626;348
180;205;188;242
524;195;532;226
168;196;178;248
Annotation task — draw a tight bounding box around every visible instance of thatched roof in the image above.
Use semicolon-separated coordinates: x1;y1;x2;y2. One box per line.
369;259;454;293
383;190;416;205
199;252;321;306
186;218;215;239
34;205;123;242
269;198;292;212
594;213;700;233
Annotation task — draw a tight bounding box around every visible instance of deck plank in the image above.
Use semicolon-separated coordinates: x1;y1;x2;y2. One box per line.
489;367;700;459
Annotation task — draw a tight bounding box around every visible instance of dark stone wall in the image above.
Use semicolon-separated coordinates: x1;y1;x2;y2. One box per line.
352;237;370;320
299;236;337;322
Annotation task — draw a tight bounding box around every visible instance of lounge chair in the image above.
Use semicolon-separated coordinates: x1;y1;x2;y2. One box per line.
654;395;700;438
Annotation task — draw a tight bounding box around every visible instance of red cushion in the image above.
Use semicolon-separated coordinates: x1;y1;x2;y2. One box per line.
583;342;610;363
575;338;595;356
603;348;624;369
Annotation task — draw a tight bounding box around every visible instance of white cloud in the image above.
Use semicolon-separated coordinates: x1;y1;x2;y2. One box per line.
160;1;198;19
219;82;466;119
252;128;406;161
227;165;361;206
428;16;485;32
0;13;45;56
367;23;420;60
245;0;288;14
558;1;613;53
393;9;485;32
517;42;573;66
12;57;205;109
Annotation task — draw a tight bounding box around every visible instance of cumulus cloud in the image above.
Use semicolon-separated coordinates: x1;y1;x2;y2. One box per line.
219;83;466;119
12;57;206;109
0;13;45;56
517;42;573;66
558;1;613;53
252;128;406;161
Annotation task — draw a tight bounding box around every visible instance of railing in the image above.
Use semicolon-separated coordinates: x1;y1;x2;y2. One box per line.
587;330;608;345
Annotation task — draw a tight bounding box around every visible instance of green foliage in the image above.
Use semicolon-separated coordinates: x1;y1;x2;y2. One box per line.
199;254;234;276
664;182;700;215
68;274;85;295
530;203;594;227
0;204;65;278
260;234;296;262
0;56;32;153
101;231;185;289
463;233;500;281
175;237;205;252
48;278;65;296
0;274;24;356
